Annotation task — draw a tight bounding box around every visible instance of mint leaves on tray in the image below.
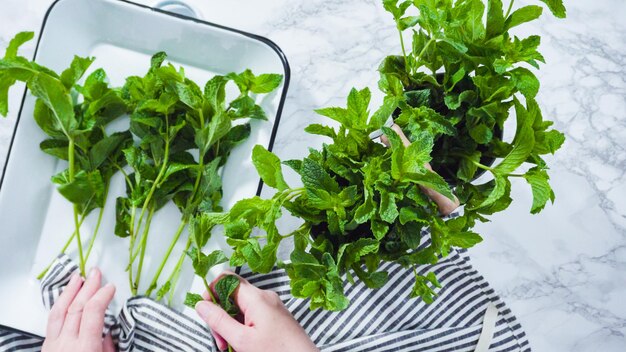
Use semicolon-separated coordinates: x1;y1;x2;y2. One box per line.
1;32;283;309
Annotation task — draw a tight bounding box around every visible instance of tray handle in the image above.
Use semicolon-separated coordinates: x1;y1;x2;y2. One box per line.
153;0;201;19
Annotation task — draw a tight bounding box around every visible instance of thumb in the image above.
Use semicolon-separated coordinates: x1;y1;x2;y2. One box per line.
196;300;247;350
391;124;411;147
103;333;116;352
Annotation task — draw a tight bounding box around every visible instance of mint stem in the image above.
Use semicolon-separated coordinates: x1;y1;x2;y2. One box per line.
505;0;515;18
128;204;137;294
398;27;410;75
134;205;156;293
145;220;187;297
68;139;86;276
166;237;192;305
84;203;106;264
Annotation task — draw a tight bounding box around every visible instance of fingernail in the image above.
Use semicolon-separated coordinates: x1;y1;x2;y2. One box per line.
88;268;98;279
195;301;211;316
103;282;115;290
69;272;80;283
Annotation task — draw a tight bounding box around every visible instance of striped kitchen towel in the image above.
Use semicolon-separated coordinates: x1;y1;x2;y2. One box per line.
0;237;530;351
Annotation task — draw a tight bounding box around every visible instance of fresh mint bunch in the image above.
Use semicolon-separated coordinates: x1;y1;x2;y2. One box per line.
1;32;283;309
201;88;482;310
380;0;566;218
1;32;130;277
111;52;283;299
199;0;567;311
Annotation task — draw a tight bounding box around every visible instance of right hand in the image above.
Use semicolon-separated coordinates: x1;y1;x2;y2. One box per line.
195;273;318;352
381;123;460;216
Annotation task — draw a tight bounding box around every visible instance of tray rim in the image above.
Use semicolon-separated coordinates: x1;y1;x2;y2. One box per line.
0;0;291;339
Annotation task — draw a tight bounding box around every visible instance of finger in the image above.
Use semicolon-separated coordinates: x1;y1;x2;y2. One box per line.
103;333;116;352
209;272;259;314
391;124;411;146
46;273;84;338
62;268;102;336
200;289;230;350
380;134;390;147
213;329;229;352
196;301;248;351
79;283;115;340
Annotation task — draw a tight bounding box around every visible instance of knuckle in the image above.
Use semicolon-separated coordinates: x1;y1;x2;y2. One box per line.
41;340;53;352
48;307;64;322
208;311;226;329
67;301;82;313
83;299;103;314
263;290;281;305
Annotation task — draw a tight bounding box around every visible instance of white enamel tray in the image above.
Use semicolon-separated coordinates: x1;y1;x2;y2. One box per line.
0;0;289;337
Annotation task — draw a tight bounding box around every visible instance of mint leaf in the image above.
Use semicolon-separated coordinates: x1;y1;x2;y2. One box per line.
337;238;379;269
314;107;348;126
505;5;543;30
301;158;340;193
534;129;565;154
187;247;228;278
215;275;241;316
40;139;68;160
52;169;106;208
150;51;167;70
251;73;283;93
3;31;34;60
28;73;76;138
156;281;171;300
410;272;440;304
493;98;535;175
252;145;289;190
457;151;481;182
486;0;505;38
346;87;371;128
184;292;204;309
539;0;566;18
407;171;455;201
403;133;434;173
523;167;555;214
469;124;493;144
508;67;540;98
447;231;483;248
60;56;94;90
204;75;227;110
227;69;283;95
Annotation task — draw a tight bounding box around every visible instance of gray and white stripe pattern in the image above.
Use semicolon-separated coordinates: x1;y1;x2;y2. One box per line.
254;247;530;352
0;232;530;351
114;297;213;352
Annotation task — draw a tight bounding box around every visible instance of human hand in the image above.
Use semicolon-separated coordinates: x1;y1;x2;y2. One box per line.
195;273;318;352
381;123;460;215
42;268;116;352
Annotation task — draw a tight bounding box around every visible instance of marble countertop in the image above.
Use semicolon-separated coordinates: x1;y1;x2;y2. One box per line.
1;0;624;351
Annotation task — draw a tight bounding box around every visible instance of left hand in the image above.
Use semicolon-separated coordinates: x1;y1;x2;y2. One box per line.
42;268;116;352
381;124;460;215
